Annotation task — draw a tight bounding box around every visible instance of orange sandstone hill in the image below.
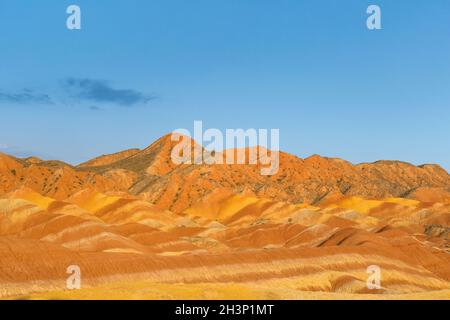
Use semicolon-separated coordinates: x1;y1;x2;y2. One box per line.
1;134;449;211
0;134;449;299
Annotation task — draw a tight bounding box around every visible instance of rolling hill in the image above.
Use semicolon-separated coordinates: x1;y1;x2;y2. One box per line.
0;134;449;299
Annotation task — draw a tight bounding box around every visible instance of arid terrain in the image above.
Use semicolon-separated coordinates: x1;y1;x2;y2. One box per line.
0;135;449;299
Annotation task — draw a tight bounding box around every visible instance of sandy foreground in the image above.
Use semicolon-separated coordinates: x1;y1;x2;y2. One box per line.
7;280;450;300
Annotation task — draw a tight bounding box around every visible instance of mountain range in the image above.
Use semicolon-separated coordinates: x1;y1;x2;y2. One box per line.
0;134;449;299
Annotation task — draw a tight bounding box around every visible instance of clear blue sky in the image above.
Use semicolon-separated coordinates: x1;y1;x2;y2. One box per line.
0;0;449;170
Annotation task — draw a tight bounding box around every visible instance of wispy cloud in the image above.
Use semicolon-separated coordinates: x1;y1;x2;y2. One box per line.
63;78;156;107
0;143;54;159
0;79;157;108
0;88;53;104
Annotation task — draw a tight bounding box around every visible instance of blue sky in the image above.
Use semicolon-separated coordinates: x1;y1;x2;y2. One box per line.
0;0;449;170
